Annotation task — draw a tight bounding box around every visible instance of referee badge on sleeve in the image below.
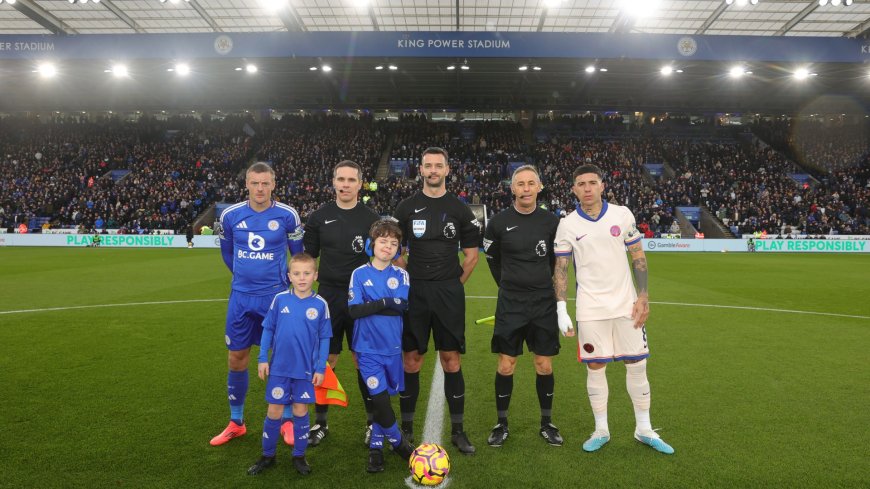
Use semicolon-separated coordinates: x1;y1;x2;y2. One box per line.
413;219;426;238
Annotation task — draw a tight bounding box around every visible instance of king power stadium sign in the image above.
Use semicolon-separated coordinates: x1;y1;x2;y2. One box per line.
0;32;867;63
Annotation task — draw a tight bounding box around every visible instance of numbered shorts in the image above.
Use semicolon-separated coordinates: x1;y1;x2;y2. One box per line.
357;353;404;396
576;316;649;363
265;375;315;405
224;290;273;351
318;284;354;355
491;290;560;357
404;279;466;354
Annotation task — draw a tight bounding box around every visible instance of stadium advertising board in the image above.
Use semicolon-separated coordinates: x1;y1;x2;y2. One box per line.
2;234;221;248
644;239;869;253
754;239;867;253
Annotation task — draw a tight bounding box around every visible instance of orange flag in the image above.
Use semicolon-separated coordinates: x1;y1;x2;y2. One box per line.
315;363;348;407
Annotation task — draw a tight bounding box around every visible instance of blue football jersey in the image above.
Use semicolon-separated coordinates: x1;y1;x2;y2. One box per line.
259;290;332;379
348;263;410;356
219;201;303;296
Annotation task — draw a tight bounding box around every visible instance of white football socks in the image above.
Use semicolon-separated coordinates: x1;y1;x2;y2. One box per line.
586;365;609;433
625;359;652;432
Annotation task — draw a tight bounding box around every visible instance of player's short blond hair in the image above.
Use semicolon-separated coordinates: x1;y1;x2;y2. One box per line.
289;252;317;268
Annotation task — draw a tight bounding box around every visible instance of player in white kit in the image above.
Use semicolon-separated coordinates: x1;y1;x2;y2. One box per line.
553;164;674;455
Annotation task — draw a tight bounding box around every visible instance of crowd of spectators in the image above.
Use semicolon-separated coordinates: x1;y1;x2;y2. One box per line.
1;112;866;237
0;115;252;233
246;114;387;218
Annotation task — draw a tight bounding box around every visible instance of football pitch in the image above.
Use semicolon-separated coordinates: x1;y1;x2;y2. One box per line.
1;248;868;489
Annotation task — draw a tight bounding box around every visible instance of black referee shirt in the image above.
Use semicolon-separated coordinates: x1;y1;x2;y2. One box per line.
303;201;380;288
483;206;559;294
393;191;481;282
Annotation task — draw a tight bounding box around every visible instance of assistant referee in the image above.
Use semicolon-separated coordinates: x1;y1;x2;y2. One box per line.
303;160;380;446
392;146;480;454
482;165;565;448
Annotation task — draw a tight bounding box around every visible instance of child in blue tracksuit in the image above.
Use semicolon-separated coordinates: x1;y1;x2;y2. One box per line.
348;219;416;473
248;252;331;476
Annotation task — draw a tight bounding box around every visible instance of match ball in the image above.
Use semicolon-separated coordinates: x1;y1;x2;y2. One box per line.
409;443;450;486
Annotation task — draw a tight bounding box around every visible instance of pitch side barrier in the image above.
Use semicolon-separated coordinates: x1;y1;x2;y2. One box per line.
643;238;868;253
0;234;221;248
3;235;867;253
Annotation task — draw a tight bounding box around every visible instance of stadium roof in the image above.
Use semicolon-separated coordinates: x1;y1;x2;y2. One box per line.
1;1;868;113
2;0;869;38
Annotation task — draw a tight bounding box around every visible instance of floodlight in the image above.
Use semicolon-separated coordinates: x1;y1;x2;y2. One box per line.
37;62;57;78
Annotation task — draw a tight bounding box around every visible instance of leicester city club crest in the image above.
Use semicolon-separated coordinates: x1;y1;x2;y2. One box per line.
306;308;318;320
387;277;399;289
413;219;426;238
268;220;279;231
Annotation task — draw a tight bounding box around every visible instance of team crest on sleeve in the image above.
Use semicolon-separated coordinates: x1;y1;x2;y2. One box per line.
268;220;279;231
443;222;456;239
352;235;365;253
535;240;547;256
413;219;426;238
626;224;641;240
366;376;380;389
348;289;355;301
216;223;224;239
306;308;319;320
610;225;621;237
271;387;285;399
387;277;399;289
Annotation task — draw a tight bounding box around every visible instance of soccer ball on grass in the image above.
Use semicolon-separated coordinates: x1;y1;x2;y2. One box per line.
408;443;450;485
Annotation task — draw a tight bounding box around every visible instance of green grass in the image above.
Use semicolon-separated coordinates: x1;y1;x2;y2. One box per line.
1;249;868;488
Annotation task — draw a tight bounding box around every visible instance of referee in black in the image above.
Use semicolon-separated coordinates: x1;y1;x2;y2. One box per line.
303;160;380;446
482;165;564;448
393;147;480;454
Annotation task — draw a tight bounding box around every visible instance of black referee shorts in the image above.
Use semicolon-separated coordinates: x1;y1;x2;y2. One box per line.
318;284;354;355
404;278;466;355
491;289;560;357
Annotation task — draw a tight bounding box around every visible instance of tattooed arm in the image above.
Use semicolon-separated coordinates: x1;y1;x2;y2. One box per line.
554;255;570;302
627;241;649;328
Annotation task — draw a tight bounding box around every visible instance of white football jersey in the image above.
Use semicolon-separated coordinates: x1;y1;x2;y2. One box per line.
554;201;642;321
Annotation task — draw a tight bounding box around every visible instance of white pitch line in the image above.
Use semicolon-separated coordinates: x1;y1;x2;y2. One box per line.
0;297;866;321
0;298;227;315
466;296;869;320
405;358;450;489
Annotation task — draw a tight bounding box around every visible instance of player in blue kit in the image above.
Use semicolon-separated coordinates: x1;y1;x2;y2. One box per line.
347;220;416;473
247;253;332;476
211;162;304;447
